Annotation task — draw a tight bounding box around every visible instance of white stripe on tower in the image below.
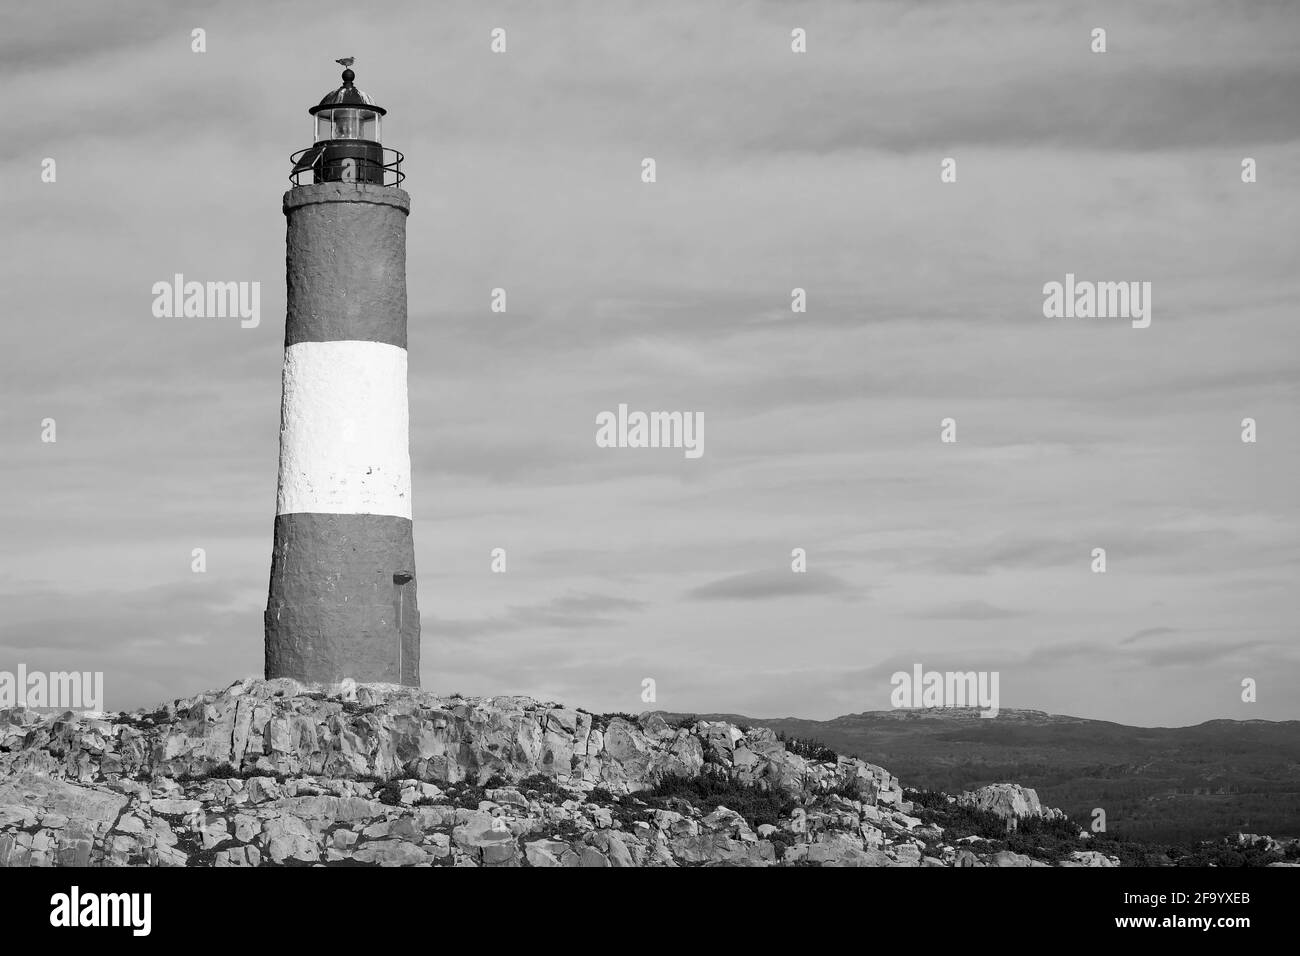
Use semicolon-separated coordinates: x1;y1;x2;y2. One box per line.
276;340;411;519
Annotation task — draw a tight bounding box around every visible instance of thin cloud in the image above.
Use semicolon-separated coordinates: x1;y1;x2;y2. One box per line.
685;569;857;602
1122;627;1180;645
431;591;646;640
913;600;1023;620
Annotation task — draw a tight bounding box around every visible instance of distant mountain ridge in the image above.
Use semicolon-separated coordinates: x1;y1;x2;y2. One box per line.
655;708;1300;844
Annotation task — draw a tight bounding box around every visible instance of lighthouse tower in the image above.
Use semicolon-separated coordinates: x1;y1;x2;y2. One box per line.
265;62;419;687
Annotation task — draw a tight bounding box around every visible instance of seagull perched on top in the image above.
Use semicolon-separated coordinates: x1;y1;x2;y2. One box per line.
335;57;355;67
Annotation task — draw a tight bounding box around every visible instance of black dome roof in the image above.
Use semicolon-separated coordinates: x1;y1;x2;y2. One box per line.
309;68;387;116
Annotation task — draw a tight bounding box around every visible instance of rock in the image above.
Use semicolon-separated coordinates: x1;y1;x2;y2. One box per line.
452;811;518;866
200;817;230;849
149;798;202;816
586;830;637;867
0;774;126;839
0;806;37;827
481;841;520;866
702;806;752;839
427;832;451;860
638;714;675;741
891;843;922;866
149;843;189;867
486;787;529;809
525;839;571;867
785;834;888;867
213;845;262;867
271;795;383;823
875;787;902;807
245;777;281;803
957;784;1060;830
233;814;259;842
1064;850;1119;867
352;839;430;866
260;816;318;864
671;832;772;866
361;821;391;840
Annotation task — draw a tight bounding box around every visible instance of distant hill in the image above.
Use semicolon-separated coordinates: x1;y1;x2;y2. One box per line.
654;707;1300;845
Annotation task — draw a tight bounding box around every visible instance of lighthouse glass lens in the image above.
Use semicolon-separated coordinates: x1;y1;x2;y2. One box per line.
314;109;378;142
333;109;362;139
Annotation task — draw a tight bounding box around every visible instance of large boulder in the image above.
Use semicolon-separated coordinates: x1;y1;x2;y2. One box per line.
957;784;1060;830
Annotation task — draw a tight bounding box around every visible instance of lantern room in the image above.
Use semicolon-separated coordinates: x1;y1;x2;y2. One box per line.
314;105;381;143
290;61;404;187
310;67;384;143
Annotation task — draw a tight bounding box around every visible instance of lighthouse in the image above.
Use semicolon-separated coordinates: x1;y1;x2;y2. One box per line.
264;61;419;688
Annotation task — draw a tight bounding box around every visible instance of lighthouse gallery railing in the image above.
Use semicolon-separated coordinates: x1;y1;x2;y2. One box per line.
289;145;405;187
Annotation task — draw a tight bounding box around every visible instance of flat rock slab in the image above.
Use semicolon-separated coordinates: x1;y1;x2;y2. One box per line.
0;773;126;833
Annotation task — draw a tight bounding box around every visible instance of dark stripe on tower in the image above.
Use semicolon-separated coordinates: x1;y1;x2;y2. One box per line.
265;513;420;685
283;183;410;348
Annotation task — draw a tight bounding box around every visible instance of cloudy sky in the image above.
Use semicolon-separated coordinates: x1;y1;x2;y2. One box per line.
2;0;1298;725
